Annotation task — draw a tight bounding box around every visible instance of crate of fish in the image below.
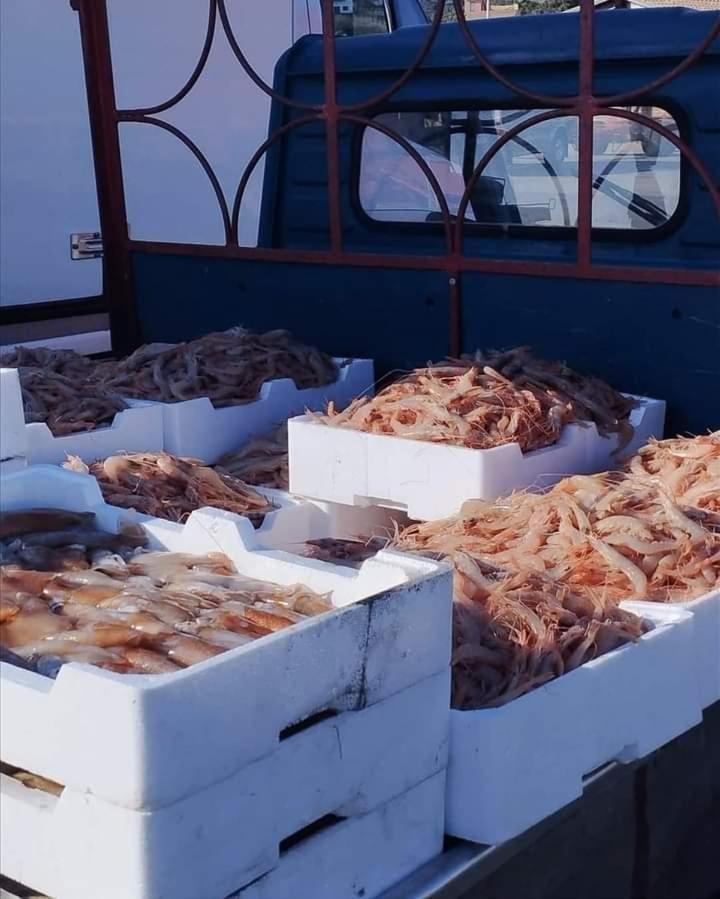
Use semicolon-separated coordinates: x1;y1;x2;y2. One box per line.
0;771;445;899
96;328;374;463
0;467;450;898
288;348;666;520
0;358;164;466
61;449;408;554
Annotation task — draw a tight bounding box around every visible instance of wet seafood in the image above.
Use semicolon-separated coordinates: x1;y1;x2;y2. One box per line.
1;508;333;676
466;347;637;446
628;432;720;515
97;327;339;408
215;424;289;490
450;558;648;709
303;537;389;569
314;348;635;453
15;368;127;436
64;452;276;525
395;472;720;604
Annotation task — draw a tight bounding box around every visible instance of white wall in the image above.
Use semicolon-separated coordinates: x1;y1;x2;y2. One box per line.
0;0;102;306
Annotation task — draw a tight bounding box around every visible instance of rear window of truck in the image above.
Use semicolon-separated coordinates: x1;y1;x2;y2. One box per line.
358;107;680;231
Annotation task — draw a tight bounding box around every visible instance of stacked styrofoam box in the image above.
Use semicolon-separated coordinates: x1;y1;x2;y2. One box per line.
0;467;450;899
0;368;27;471
0;366;164;465
445;601;703;845
36;462;406;556
127;357;374;463
288;396;666;520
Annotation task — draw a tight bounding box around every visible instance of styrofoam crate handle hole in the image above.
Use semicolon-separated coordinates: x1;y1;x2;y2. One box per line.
278;708;340;742
279;811;345;855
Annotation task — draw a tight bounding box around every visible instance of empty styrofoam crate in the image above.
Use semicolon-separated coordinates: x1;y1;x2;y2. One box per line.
0;466;452;811
445;601;702;845
288;396;666;520
0;366;164;465
0;673;449;899
127;357;373;464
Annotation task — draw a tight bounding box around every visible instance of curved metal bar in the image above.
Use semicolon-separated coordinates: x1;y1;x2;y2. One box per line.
601;16;720;106
454;108;572;249
118;0;217;117
118;115;232;242
341;113;454;254
217;0;319;112
342;0;448;112
595;108;720;215
230;114;323;243
452;0;577;108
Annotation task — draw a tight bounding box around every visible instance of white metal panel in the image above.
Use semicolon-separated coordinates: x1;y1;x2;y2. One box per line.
0;1;101;306
107;1;294;248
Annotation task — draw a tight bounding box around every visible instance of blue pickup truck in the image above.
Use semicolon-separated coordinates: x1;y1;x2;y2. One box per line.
123;8;720;437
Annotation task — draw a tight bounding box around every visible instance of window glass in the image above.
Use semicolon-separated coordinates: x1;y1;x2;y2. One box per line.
359;107;680;231
334;0;389;36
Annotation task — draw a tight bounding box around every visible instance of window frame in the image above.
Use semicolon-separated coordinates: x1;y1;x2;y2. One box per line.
350;98;690;244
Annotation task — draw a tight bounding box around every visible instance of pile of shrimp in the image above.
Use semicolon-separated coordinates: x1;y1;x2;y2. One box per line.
0;345;96;379
395;472;720;604
450;555;648;709
64;452;276;525
0;508;332;676
15;368;127;436
314;348;636;453
216;424;289;490
97;327;339;408
467;347;637;443
627;431;720;514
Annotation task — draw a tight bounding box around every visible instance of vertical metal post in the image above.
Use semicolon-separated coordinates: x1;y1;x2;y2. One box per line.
320;0;344;253
576;0;595;269
73;0;140;354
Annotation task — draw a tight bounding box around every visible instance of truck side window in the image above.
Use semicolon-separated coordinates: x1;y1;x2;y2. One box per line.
359;107;680;231
335;0;390;36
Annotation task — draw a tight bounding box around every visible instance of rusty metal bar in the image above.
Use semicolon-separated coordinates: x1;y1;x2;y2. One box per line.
128;240;720;287
73;0;139;354
321;0;343;252
576;0;595;268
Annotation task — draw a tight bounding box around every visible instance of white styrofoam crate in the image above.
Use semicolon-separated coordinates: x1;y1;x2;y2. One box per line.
234;771;445;899
445;601;702;845
0;366;164;465
127;357;374;464
0;673;449;899
0;466;452;810
0;457;27;476
668;588;720;710
0;368;28;461
288;396;666;520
